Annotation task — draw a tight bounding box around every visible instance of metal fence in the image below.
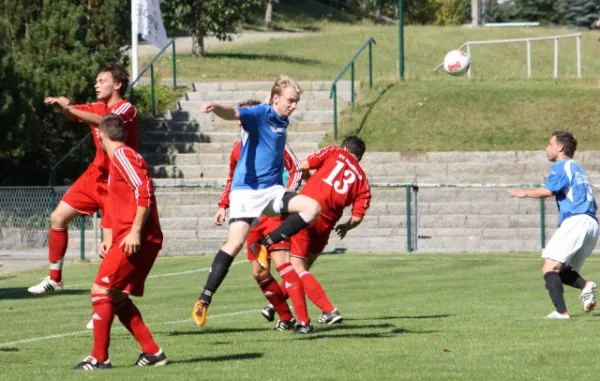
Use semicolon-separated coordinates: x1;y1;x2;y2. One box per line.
0;183;574;258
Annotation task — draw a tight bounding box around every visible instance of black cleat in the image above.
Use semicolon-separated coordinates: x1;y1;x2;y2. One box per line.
317;309;343;324
261;305;275;322
274;318;296;331
293;321;314;334
134;350;168;367
72;356;112;371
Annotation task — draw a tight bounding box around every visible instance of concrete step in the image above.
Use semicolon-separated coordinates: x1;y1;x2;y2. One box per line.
179;99;337;112
140;141;320;155
145;152;315;166
143;131;327;144
191;81;359;92
169;109;334;123
142;120;332;134
185;90;351;102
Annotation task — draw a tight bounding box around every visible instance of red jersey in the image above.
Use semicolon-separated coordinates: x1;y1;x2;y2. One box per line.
74;99;138;179
218;140;302;209
302;146;371;224
105;146;162;245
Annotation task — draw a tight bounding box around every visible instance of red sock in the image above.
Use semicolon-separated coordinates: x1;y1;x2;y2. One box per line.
277;263;310;324
299;271;335;313
279;280;289;300
115;299;160;355
91;293;114;362
48;228;68;282
257;276;294;321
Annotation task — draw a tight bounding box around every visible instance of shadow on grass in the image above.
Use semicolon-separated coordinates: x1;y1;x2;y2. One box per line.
0;288;88;300
167;327;267;336
346;314;451;321
169;352;263;365
297;328;435;341
0;348;19;352
316;323;396;333
353;83;396;135
203;52;320;65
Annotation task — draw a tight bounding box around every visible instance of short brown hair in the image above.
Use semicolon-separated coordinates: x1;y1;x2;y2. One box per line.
238;99;261;108
100;64;130;97
552;131;577;158
99;114;127;142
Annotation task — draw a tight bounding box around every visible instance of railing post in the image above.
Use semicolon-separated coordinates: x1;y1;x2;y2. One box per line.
466;44;472;78
332;85;338;140
150;64;156;116
553;38;559;79
526;40;532;78
413;186;418;251
406;185;412;252
350;62;355;110
172;39;177;88
80;215;86;260
540;198;546;249
368;40;373;89
576;34;581;79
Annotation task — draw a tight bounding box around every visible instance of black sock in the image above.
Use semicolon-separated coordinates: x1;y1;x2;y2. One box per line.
260;213;309;247
559;268;587;290
199;250;234;303
544;272;567;314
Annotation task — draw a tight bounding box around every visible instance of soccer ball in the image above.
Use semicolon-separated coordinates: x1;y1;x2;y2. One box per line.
443;50;471;76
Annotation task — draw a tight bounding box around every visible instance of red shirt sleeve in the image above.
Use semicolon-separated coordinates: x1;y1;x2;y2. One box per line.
218;141;241;209
68;103;95;122
283;143;302;191
112;101;137;124
351;176;371;218
111;147;154;207
307;146;339;170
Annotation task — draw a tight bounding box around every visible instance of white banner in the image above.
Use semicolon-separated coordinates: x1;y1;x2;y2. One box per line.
134;0;169;49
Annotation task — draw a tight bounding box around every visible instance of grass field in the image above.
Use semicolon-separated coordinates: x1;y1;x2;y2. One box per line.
2;253;600;380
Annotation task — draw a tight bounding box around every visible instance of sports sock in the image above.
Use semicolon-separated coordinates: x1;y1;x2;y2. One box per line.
544;272;568;314
299;271;335;313
91;293;114;362
199;250;234;304
280;279;289;300
559;268;587;290
277;263;310;324
48;228;68;282
260;213;311;247
257;276;294;321
115;299;160;355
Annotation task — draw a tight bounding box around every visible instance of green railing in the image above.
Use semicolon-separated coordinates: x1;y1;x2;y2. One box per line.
330;37;376;139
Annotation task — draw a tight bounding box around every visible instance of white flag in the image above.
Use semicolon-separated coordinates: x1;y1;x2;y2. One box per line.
134;0;169;49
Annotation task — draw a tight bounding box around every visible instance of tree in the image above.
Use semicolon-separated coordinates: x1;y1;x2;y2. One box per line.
554;0;600;27
162;0;268;56
516;0;556;23
265;0;273;29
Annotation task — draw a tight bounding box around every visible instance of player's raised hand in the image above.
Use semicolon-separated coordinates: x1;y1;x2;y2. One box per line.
508;189;527;198
335;223;349;240
214;207;227;226
45;96;71;110
119;230;141;256
200;103;215;113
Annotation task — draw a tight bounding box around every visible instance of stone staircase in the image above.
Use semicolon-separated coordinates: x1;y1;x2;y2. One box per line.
68;80;600;255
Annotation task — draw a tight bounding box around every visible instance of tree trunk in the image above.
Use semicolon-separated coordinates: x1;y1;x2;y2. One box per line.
265;0;273;29
192;2;204;56
375;4;382;22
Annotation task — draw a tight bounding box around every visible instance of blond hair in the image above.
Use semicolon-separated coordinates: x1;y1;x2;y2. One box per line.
269;74;301;104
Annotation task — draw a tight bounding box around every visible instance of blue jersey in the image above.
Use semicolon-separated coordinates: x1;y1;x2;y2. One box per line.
233;104;288;190
544;159;597;226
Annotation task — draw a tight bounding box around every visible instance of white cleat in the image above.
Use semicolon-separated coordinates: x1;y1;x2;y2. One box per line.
27;276;64;295
86;319;94;330
545;311;570;319
581;281;597;313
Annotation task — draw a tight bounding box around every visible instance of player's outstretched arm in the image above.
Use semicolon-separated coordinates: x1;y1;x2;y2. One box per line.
335;216;364;240
45;97;103;125
508;187;553;199
201;102;240;121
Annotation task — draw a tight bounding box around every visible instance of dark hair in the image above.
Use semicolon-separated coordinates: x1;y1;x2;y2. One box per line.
238;99;261;107
99;64;130;97
341;135;366;161
552;131;577;158
99;114;127;142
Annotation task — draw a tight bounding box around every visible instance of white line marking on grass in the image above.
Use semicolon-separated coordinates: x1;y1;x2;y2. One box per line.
0;309;259;348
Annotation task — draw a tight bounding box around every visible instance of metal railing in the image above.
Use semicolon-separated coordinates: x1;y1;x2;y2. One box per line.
48;39;178;186
433;33;582;79
330;37;376;140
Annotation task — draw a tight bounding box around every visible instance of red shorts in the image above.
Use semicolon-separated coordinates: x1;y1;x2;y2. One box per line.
94;241;161;297
290;216;335;259
246;215;290;260
61;167;109;226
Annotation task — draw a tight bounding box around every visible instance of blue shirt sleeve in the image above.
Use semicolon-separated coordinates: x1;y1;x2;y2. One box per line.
544;164;570;194
238;104;268;134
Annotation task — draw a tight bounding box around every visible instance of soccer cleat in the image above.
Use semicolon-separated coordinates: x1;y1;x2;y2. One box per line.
28;276;64;295
134;350;168;367
261;304;275;322
545;311;570;319
274;318;296;331
191;300;209;326
72;356;112;371
293;321;314;334
317;309;343;325
581;281;597;313
250;243;270;270
86;318;94;330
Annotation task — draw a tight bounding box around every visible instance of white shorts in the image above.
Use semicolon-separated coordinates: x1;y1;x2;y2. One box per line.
542;214;599;273
229;185;288;220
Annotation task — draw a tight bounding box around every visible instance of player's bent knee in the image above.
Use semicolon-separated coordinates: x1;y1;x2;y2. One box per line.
91;283;109;295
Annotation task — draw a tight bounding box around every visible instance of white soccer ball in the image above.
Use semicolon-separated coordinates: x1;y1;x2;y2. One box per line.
443;49;471;76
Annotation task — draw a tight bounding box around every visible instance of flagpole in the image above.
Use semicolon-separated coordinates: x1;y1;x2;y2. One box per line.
131;0;139;81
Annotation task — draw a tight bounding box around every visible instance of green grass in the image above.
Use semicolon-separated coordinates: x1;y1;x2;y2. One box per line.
2;253;600;380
